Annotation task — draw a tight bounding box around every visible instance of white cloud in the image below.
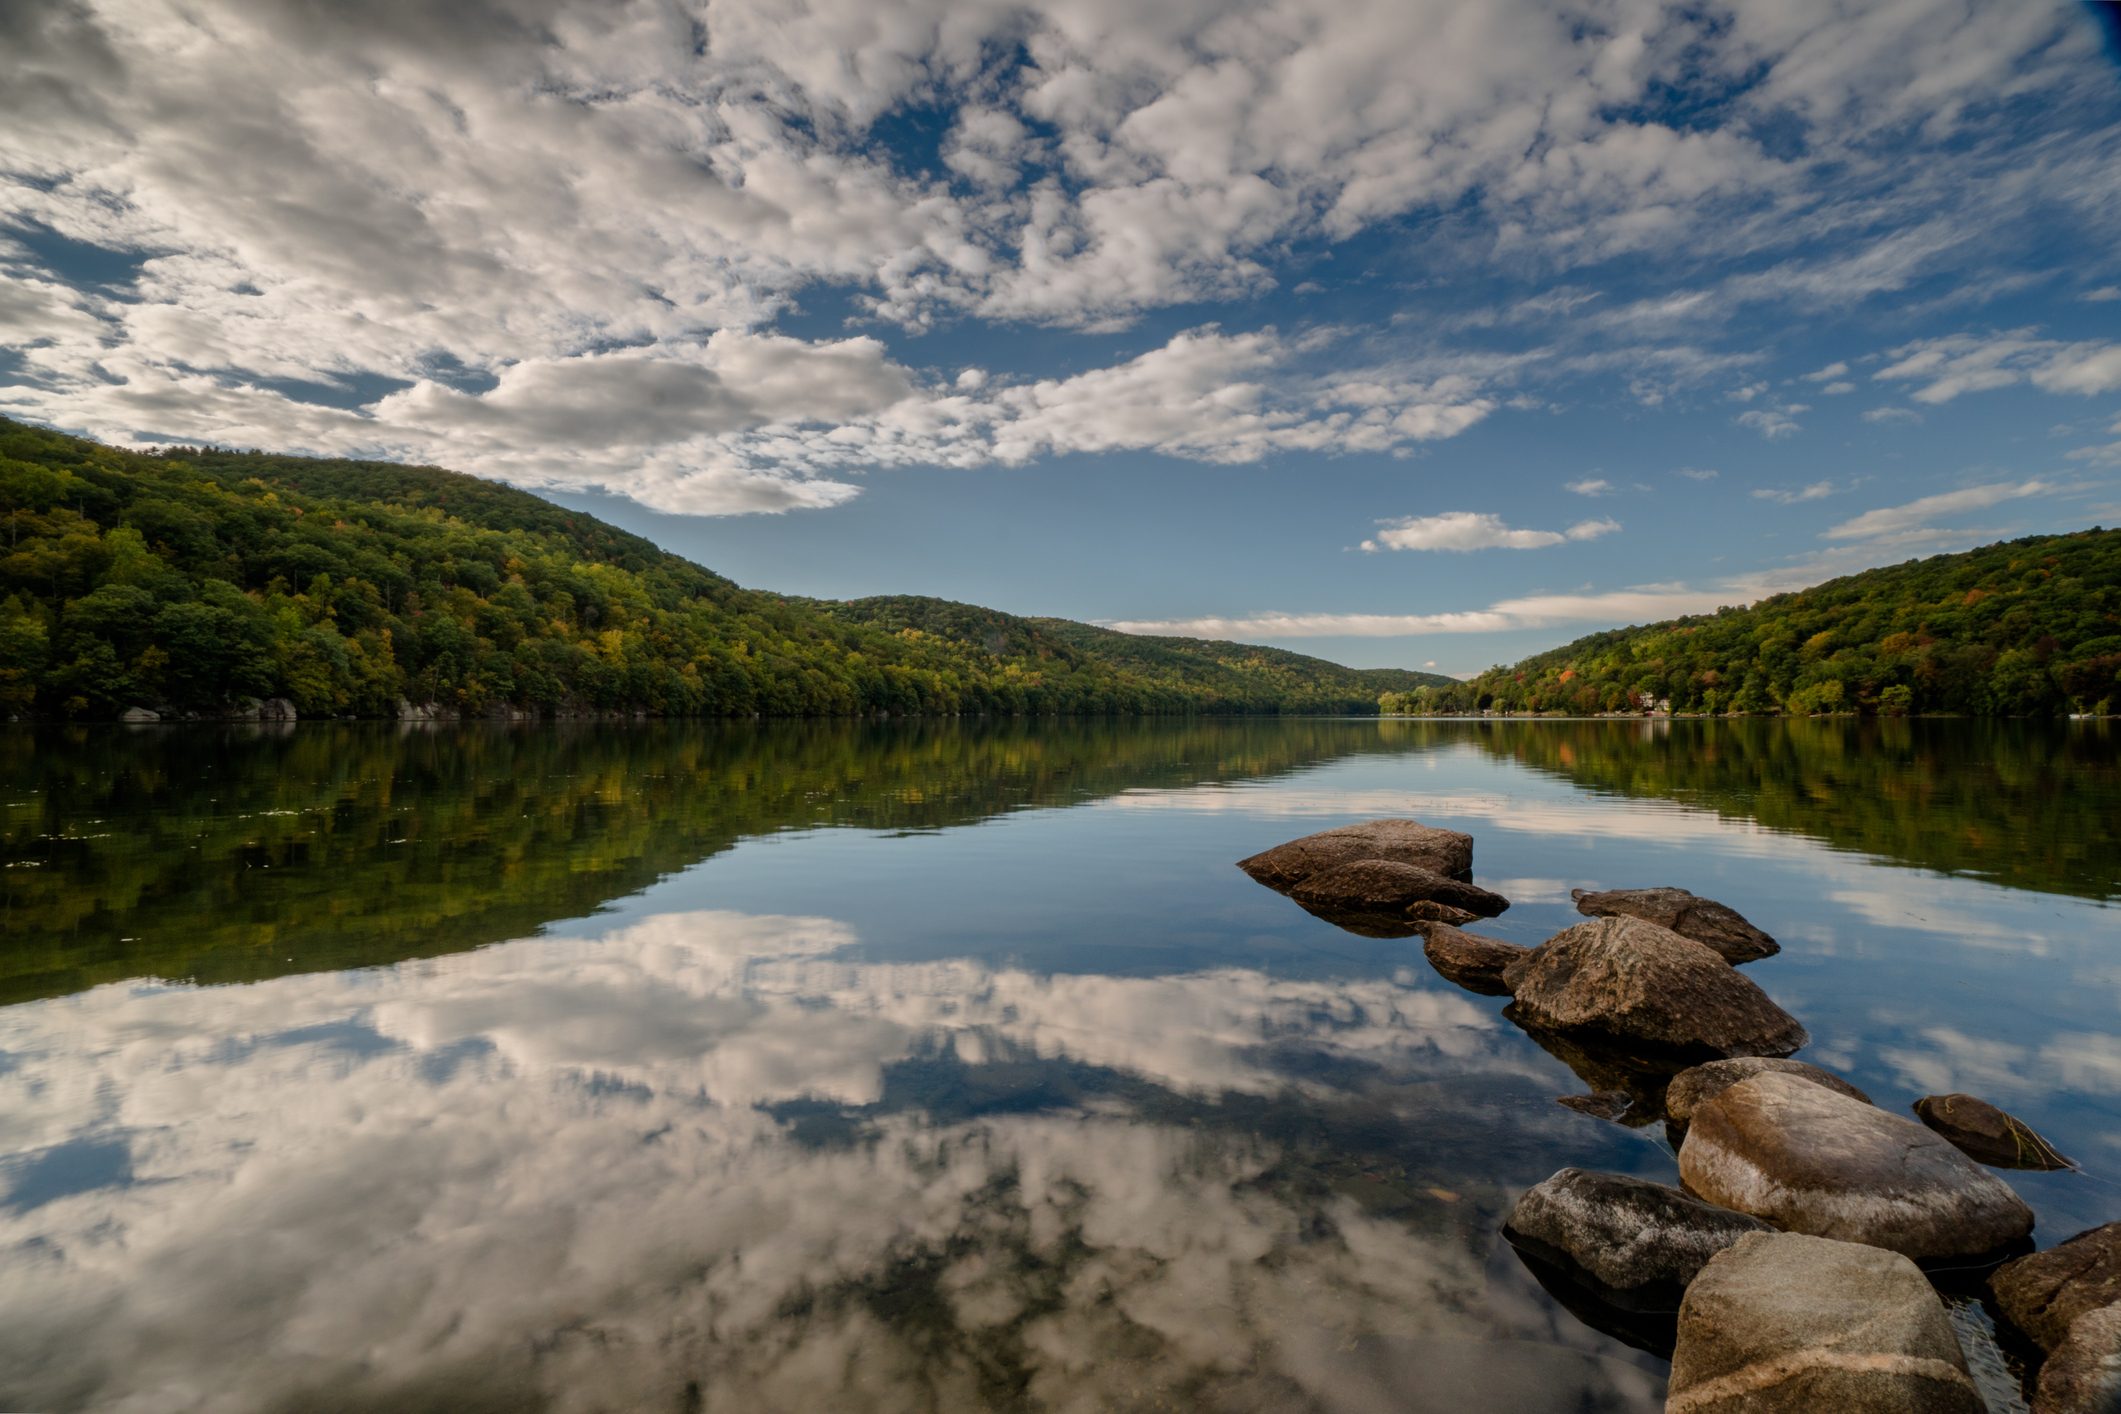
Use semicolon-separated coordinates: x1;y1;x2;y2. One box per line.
1564;477;1612;496
1737;406;1804;438
1874;330;2121;403
1802;361;1850;382
1750;480;1838;504
0;0;2113;511
1822;479;2054;541
2084;287;2121;303
1862;405;1922;424
1819;380;1856;395
1358;511;1617;553
1673;466;1719;481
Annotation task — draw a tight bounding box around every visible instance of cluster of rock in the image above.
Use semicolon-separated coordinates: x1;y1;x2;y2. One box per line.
1239;818;2118;1411
120;696;299;724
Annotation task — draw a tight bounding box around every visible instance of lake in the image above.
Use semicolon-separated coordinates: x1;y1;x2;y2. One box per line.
1;717;2116;1412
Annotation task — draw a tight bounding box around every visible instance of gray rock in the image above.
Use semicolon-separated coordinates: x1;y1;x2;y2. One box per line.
1236;819;1473;891
1420;923;1528;996
1572;885;1779;963
119;706;160;723
1667;1057;1873;1125
1994;1223;2121;1352
1290;859;1508;918
1504;1168;1768;1308
2035;1303;2121;1414
1403;899;1479;927
1915;1093;2074;1171
1668;1231;1984;1412
1679;1072;2036;1263
257;697;299;722
1500;916;1809;1059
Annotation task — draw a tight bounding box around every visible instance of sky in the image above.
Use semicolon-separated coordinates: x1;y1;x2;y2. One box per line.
3;1;2120;674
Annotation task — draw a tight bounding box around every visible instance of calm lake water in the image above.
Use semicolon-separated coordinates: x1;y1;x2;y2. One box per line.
1;718;2116;1412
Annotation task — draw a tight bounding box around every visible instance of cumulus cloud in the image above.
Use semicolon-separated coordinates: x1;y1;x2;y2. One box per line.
1;0;2115;510
1736;405;1805;438
1823;479;2055;541
1359;511;1618;553
1802;361;1850;382
1564;477;1612;496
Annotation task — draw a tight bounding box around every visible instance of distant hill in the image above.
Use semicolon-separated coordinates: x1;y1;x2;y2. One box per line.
0;417;1444;720
1384;529;2121;717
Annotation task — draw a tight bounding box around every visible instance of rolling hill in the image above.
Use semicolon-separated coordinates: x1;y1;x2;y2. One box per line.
0;417;1449;721
1382;529;2121;717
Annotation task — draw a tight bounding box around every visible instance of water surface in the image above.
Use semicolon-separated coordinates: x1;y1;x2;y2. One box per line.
2;718;2115;1411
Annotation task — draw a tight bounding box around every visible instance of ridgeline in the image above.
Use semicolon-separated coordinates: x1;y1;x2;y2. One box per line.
0;418;1448;721
1382;529;2121;718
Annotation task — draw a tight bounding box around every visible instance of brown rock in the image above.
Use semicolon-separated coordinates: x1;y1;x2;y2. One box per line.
1668;1231;1984;1412
1679;1072;2036;1263
1572;885;1779;964
1419;923;1529;995
1667;1057;1873;1125
1404;899;1479;927
1504;1168;1769;1308
2035;1303;2121;1414
1236;819;1473;890
1290;859;1508;918
1500;916;1808;1059
1994;1223;2121;1352
1915;1093;2074;1171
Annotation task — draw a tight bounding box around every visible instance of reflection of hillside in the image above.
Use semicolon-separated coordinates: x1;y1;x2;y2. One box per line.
1465;717;2119;901
0;718;1418;1003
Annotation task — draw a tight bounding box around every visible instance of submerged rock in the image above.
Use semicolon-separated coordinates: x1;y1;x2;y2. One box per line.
1505;1168;1768;1310
1915;1093;2074;1171
1668;1231;1985;1413
1993;1222;2121;1352
1679;1072;2036;1263
1501;916;1808;1060
1666;1057;1873;1125
1236;819;1474;891
1419;923;1528;995
1571;885;1779;964
1403;899;1479;927
2035;1303;2121;1414
1556;1091;1635;1122
1289;859;1508;917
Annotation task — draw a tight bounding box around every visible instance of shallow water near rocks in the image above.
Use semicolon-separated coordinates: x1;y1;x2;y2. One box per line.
0;717;2115;1412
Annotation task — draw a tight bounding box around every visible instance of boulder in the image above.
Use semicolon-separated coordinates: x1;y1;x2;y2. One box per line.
2035;1303;2121;1414
1500;916;1808;1059
1504;1168;1768;1310
1668;1231;1985;1412
257;697;299;722
1237;819;1474;891
1914;1093;2074;1171
1679;1072;2036;1262
1571;885;1779;964
119;706;160;723
1404;900;1479;927
1993;1223;2121;1352
1290;859;1508;917
1419;923;1528;995
1667;1057;1873;1125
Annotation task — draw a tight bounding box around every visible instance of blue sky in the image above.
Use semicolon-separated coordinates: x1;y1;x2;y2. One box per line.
4;1;2120;673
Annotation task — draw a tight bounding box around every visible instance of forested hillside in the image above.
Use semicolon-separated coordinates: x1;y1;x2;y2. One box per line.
1382;529;2121;717
0;418;1432;720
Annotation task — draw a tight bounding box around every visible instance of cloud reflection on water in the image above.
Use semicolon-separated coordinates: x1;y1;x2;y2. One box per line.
0;908;1659;1413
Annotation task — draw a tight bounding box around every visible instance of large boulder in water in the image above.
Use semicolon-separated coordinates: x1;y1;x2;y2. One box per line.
1992;1222;2121;1352
1679;1072;2036;1263
1504;1168;1768;1309
1571;885;1778;964
1419;923;1528;996
1914;1092;2074;1171
1666;1056;1872;1125
1404;900;1478;927
1668;1231;1985;1413
1236;819;1473;890
2035;1303;2121;1414
1290;859;1508;918
1500;916;1808;1059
